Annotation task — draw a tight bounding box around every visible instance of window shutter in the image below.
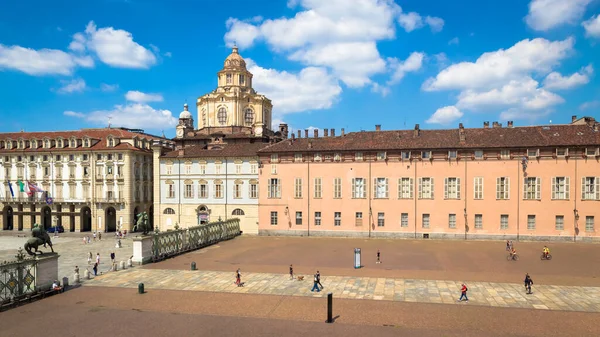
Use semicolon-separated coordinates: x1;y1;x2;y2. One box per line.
536;177;541;200
418;178;422;199
565;177;570;199
352;178;356;198
551;177;556;200
523;178;528;200
496;177;501;199
268;180;272;198
457;178;461;199
581;177;586;200
373;178;377;198
385;178;389;198
596;177;600;200
277;179;281;198
444;178;448;199
397;179;402;199
506;177;510;199
409;178;414;199
431;177;435;199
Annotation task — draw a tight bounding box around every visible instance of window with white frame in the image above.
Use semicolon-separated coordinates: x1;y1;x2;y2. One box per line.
314;178;322;198
333;178;342;199
474;150;484;159
377;152;386;160
524;177;541;200
496;177;509;200
401;213;408;227
473;177;484;200
355;212;362;226
295;212;302;225
199;183;208;198
527;149;539;157
270;154;279;163
398;178;413;199
167;183;175;198
235;164;242;174
294;178;303;198
271;164;278;174
334;153;341;162
474;214;483;229
166;164;173;175
374;178;388;198
314;153;322;162
527;215;536;230
585;148;599;156
551;177;570;200
352;178;366;198
418;177;434;199
184;183;194;198
249;181;258;199
185;163;192;174
401;151;410;160
234;182;242;199
200;164;206;175
377;212;385;227
314;212;321;226
586;216;595;232
268;178;281;198
334;212;341;226
214;181;223;199
500;214;509;230
448;214;456;229
555;215;564;230
422;214;430;229
500;150;510;159
250;163;257;174
448;150;457;159
270;211;278;225
421;151;431;159
582;177;600;200
294;153;303;162
556;148;568;157
444;177;461;199
355;152;363;161
215;163;222;174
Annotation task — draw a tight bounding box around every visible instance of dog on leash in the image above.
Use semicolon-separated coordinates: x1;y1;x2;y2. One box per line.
297;275;305;281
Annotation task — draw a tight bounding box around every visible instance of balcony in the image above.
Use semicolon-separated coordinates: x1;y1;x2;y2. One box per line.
96;197;124;204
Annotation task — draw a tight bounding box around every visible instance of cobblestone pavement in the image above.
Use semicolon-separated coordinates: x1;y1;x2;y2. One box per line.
0;234;134;285
85;268;600;313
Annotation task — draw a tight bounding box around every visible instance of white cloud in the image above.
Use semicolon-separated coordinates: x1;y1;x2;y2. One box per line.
433;52;449;69
525;0;592;31
398;12;424;32
246;58;342;117
64;103;176;130
57;78;86;94
224;18;262;49
371;83;391;97
424;16;444;33
387;52;424;85
579;100;600;110
100;83;119;92
426;106;463;124
543;64;593;90
0;44;93;76
74;21;157;68
582;14;600;38
448;37;459;45
499;108;551;121
125;90;163;103
163;51;172;58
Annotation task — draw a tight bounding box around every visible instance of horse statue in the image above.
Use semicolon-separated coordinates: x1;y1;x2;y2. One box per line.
24;224;54;256
133;212;150;235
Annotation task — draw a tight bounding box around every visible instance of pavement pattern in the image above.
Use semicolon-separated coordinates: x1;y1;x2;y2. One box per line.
85;268;600;313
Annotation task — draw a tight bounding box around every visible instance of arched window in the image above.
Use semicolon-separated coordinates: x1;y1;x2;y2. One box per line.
244;108;254;126
232;209;245;216
198;206;208;212
217;107;227;125
163;208;176;214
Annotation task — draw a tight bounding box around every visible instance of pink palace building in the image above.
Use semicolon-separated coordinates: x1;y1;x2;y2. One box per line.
257;116;600;242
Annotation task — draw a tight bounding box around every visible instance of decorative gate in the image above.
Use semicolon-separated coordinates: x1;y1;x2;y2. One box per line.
0;248;37;302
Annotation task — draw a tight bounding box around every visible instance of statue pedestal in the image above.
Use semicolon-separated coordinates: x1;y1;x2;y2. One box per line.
128;258;132;267
132;235;153;265
35;253;59;291
120;261;126;270
84;270;90;279
74;272;80;283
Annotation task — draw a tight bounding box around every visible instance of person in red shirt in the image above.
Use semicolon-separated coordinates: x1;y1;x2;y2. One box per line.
458;283;469;302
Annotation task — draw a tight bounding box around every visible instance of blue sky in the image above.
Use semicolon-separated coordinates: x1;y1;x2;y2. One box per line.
1;0;599;137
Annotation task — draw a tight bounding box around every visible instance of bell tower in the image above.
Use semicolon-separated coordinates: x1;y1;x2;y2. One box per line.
175;103;194;139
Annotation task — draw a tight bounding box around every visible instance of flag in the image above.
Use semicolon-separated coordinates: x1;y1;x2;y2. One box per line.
28;182;44;193
17;180;25;192
44;192;53;205
8;181;14;198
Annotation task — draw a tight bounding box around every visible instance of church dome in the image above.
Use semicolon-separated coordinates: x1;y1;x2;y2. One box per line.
223;46;247;70
179;103;192;119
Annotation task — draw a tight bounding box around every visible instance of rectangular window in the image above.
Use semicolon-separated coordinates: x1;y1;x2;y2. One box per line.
524;177;541;200
314;153;322;162
444;177;461;199
377;152;386;160
214;182;223;199
585;216;595;232
166;165;173;175
250;164;257;174
422;214;430;229
268;178;281;198
314;212;321;226
556;148;568;157
398;178;414;199
500;150;510;159
118;154;123;161
401;213;408;227
167;184;175;198
555;215;564;230
249;182;258;199
448;214;456;229
377;212;385;227
401;151;410;160
474;150;483;159
500;215;509;230
527;215;536;230
474;177;484;200
333;178;342;199
581;177;600;200
352;178;366;198
334;153;341;162
496;177;509;200
294;153;303;162
234;184;242;199
184;184;193;198
355;152;363;161
97;154;102;161
69;185;76;199
270;154;279;163
585;147;599;156
295;212;302;225
335;212;342;226
294;178;303;198
474;214;483;229
421;151;431;159
448;150;457;159
270;211;278;225
235;164;242;174
199;165;206;175
83;154;88;161
527;149;539;157
552;177;570;200
271;164;278;174
215;164;222;175
355;212;362;226
199;184;208;198
418;177;434;199
314;178;322;198
374;178;388;198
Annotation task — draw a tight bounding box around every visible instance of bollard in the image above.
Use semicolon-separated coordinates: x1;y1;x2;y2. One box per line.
84;270;90;280
74;273;80;284
120;261;126;270
326;293;333;323
191;262;197;271
113;262;118;271
62;277;69;289
128;258;132;267
138;283;144;294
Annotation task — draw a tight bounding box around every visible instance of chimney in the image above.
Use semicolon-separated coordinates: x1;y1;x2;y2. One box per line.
291;133;295;140
341;128;345;136
492;121;502;128
414;124;420;137
297;130;301;138
324;129;329;137
375;125;381;131
483;121;489;128
308;141;313;149
459;123;465;143
178;149;185;156
313;129;318;138
507;121;514;128
304;129;309;138
330;128;335;137
594;123;599;132
572;115;577;123
279;123;289;139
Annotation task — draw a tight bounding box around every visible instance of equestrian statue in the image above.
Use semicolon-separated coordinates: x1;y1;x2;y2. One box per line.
133;212;150;235
24;223;54;256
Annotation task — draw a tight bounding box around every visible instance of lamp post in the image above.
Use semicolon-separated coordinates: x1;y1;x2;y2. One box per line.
574;209;579;242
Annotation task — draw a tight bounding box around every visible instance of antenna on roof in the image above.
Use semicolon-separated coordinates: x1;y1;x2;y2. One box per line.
162;130;165;138
108;116;112;128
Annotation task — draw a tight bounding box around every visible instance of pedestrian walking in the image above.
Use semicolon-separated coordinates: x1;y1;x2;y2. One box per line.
316;270;323;290
93;232;97;241
87;252;92;265
506;240;510;251
376;249;381;264
87;236;91;244
93;262;98;276
110;252;115;264
96;252;100;265
458;283;469;302
235;268;243;287
98;232;102;241
524;273;534;294
83;236;87;245
311;273;321;292
289;264;294;280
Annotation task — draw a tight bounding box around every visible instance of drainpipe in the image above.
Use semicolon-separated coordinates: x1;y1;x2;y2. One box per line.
464;158;468;240
414;160;417;239
516;159;520;242
178;159;181;226
574;159;578;242
307;157;310;237
225;158;228;220
368;160;372;238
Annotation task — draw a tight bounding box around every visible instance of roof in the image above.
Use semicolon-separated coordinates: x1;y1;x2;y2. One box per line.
258;124;600;153
161;142;271;159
